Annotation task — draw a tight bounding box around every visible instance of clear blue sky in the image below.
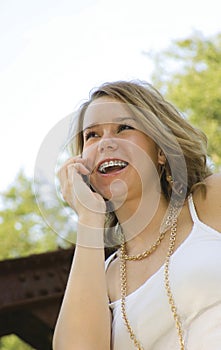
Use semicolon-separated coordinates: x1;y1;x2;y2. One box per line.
0;0;220;191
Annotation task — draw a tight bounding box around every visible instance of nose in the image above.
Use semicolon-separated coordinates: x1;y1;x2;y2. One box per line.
98;137;118;153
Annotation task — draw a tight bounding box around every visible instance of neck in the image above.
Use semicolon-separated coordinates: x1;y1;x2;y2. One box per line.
115;190;169;253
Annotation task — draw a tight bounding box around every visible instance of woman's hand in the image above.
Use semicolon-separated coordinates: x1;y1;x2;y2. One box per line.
57;156;106;224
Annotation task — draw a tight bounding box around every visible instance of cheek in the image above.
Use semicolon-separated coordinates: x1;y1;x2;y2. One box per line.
88;174;112;199
128;145;160;190
127;140;158;170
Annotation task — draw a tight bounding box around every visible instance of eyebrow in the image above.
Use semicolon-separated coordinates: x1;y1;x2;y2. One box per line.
83;117;135;132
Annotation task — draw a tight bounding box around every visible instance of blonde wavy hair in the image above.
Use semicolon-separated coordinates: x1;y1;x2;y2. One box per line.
69;80;212;242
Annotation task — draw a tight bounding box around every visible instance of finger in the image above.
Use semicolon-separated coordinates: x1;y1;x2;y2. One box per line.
67;164;90;196
57;155;83;170
72;162;90;175
58;165;78;207
72;170;106;214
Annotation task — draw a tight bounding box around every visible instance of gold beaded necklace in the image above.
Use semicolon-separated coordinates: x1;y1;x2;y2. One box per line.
120;206;185;350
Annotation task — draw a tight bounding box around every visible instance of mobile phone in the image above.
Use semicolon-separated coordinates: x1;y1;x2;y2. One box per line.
81;174;97;193
81;174;90;186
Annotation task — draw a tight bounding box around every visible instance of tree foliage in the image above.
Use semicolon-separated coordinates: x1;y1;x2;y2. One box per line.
0;170;75;348
0;335;33;350
0;169;72;261
148;31;221;168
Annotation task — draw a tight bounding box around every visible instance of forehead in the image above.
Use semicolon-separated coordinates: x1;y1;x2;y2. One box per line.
83;97;134;129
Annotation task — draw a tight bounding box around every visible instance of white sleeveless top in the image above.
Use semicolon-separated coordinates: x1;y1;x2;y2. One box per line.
105;195;221;349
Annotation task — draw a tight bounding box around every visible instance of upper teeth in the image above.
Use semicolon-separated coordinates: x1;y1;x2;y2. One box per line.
98;160;128;173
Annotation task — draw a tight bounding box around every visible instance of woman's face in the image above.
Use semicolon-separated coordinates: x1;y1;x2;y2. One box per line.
81;97;162;205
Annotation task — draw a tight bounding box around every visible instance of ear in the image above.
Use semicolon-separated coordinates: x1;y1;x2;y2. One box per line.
157;149;166;165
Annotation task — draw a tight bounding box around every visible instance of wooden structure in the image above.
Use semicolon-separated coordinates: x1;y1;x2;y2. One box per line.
0;247;115;349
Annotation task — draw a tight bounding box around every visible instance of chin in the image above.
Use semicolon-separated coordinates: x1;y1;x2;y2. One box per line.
93;181;129;209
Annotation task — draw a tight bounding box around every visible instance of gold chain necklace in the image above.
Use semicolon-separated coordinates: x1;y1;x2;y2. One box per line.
122;230;167;261
120;206;185;350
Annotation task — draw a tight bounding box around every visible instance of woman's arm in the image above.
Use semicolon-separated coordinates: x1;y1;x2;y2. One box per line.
53;238;111;350
53;158;111;350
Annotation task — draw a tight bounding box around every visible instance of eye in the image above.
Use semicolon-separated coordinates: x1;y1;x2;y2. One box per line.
84;131;99;141
117;124;134;133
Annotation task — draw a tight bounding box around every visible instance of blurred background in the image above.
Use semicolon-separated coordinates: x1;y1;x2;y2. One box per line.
0;0;221;348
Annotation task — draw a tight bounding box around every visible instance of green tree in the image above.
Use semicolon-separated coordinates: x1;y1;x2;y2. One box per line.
0;170;74;349
148;31;221;168
0;169;73;260
0;335;34;350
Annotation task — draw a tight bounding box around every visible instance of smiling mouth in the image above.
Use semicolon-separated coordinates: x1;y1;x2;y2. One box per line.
98;160;128;174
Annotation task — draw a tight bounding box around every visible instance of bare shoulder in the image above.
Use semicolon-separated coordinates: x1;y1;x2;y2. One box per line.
205;172;221;188
193;173;221;232
204;173;221;205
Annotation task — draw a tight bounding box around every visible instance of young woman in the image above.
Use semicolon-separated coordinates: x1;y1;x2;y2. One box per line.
53;81;221;350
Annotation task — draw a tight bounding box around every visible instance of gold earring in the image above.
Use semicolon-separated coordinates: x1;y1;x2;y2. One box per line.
166;174;174;184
